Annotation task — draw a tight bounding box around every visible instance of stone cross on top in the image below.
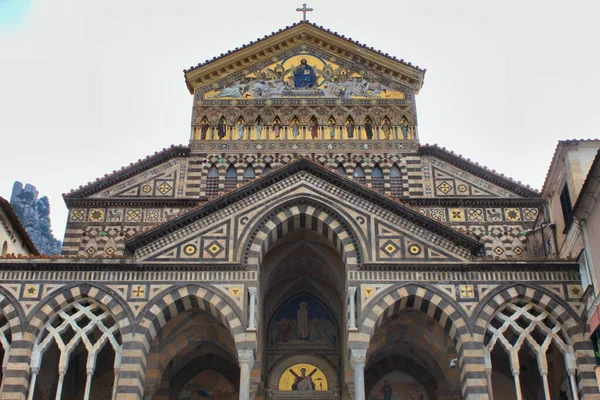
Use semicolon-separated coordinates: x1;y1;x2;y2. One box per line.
296;3;313;21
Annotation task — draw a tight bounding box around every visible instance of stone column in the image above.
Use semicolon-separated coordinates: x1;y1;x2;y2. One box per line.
238;350;255;400
348;287;357;330
248;287;257;331
350;349;367;400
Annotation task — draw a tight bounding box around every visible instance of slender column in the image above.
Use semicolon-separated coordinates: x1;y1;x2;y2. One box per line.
539;368;551;400
55;367;67;399
83;367;95;400
348;287;357;330
512;368;523;400
565;347;580;400
568;367;580;400
248;287;257;331
238;350;255;400
350;349;367;400
26;367;39;400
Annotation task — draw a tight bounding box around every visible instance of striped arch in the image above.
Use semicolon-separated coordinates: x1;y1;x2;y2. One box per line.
0;285;24;337
242;198;363;269
358;284;470;348
119;284;249;399
0;287;24;392
472;284;599;397
357;284;488;399
136;284;246;350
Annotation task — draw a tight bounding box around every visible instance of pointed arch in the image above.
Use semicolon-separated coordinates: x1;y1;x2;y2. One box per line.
336;163;346;176
353;163;365;185
206;164;220;199
244;164;256;183
371;164;384;192
225;163;237;191
390;163;403;198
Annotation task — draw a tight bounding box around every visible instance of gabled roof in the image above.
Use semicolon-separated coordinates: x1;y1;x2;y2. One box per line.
419;144;541;198
183;21;426;94
63;145;189;201
126;158;481;254
541;139;600;196
0;197;39;255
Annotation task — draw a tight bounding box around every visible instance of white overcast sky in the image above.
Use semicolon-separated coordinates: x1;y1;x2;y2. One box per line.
1;0;600;241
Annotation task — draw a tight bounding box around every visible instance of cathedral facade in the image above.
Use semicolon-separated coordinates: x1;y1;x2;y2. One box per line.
0;22;597;400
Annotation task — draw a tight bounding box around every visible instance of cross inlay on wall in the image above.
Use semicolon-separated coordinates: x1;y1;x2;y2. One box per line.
296;3;313;21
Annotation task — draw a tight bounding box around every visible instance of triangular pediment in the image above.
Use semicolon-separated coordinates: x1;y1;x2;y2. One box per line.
128;159;481;264
184;22;425;95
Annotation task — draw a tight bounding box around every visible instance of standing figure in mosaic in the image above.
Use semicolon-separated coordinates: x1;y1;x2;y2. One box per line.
291;118;300;139
309;119;319;139
297;301;309;339
381;118;392;140
273;119;282;139
327;118;336;140
364;119;374;140
400;118;409;139
237;118;245;140
255;117;263;140
346;118;355;139
199;118;210;140
217;118;227;140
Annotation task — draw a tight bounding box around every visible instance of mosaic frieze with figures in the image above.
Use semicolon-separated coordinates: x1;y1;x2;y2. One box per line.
422;157;518;198
196;47;416;106
91;159;187;198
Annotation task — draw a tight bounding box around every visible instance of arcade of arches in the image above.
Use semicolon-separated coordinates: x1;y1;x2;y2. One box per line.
0;19;597;400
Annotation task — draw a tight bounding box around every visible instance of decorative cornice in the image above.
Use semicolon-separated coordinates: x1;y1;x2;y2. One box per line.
64;198;204;208
63;145;190;200
125;158;482;254
404;197;543;208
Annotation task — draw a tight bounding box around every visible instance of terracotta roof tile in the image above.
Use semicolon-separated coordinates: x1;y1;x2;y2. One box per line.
420;143;541;196
63;144;189;199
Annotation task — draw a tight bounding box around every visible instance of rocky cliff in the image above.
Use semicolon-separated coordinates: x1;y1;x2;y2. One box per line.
10;182;62;255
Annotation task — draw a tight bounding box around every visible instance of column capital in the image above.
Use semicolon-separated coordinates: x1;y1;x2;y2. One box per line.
350;349;367;367
238;349;255;366
348;287;357;296
248;287;258;295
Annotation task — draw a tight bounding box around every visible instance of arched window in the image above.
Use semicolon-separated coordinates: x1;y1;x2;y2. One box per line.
353;164;365;185
244;165;256;183
337;163;346;176
390;165;403;198
28;299;122;400
225;165;237;191
372;165;384;192
206;165;219;199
